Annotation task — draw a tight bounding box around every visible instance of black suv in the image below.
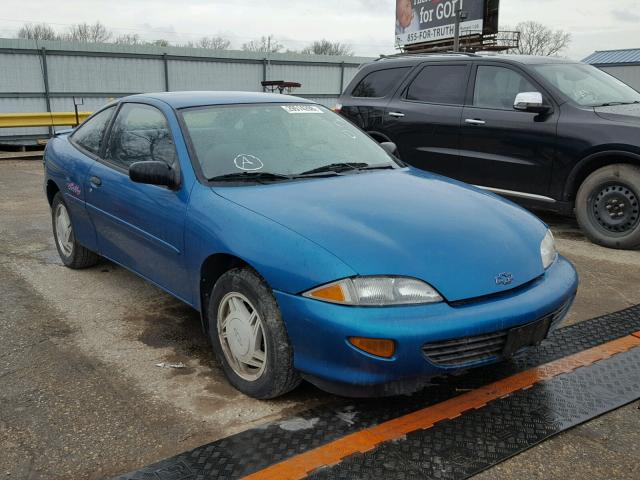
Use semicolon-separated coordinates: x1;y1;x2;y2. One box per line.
337;53;640;249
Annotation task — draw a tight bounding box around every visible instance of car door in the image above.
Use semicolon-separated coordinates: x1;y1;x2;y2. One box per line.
459;63;559;196
62;106;117;252
381;62;470;177
84;102;191;301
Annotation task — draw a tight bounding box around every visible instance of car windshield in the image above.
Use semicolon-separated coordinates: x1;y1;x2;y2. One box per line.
180;103;397;181
532;63;640;107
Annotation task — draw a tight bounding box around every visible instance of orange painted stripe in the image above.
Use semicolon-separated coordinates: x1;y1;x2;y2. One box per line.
244;334;640;480
633;331;640;339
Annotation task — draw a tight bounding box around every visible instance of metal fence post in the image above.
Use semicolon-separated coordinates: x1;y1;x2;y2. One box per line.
163;53;170;91
40;47;53;137
262;58;268;92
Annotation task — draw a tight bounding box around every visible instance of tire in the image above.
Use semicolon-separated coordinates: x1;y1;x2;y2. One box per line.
575;164;640;249
207;267;301;399
51;192;100;268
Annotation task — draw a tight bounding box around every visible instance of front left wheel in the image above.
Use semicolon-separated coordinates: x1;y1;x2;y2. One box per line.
207;267;301;399
51;192;100;269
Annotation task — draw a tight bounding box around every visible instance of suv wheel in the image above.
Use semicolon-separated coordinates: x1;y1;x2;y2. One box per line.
576;164;640;249
207;267;301;399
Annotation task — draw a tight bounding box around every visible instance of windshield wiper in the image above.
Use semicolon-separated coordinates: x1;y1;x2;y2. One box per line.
208;171;294;182
594;100;640;107
298;162;394;176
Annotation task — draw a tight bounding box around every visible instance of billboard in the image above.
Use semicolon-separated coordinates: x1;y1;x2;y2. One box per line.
396;0;486;47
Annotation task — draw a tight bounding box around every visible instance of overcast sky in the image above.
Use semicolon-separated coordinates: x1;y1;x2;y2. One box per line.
0;0;638;60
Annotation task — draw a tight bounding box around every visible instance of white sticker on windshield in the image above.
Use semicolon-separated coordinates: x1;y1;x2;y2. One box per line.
281;105;324;114
234;154;264;171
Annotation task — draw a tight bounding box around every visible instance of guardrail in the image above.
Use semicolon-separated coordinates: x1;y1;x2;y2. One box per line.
0;112;92;128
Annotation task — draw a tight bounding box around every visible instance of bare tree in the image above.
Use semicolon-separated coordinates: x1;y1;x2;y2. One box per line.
17;23;59;41
510;21;571;56
63;22;113;43
185;36;231;50
301;39;354;56
114;33;143;45
148;39;170;47
242;35;283;53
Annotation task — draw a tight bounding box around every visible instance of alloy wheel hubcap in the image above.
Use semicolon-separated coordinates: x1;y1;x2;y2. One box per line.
217;292;267;382
55;203;74;256
592;184;639;234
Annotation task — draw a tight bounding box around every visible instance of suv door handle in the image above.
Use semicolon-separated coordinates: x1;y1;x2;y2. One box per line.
388;111;405;118
89;176;102;187
465;118;486;126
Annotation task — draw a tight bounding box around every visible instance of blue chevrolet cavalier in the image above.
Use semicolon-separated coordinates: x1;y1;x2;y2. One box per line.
44;92;578;398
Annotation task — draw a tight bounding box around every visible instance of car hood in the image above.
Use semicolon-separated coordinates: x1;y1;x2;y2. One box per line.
213;169;548;302
594;103;640;126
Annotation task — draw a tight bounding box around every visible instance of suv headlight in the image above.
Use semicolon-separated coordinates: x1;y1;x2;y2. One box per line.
303;276;443;306
540;229;557;269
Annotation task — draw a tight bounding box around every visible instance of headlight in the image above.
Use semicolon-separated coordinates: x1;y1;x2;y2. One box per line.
303;276;443;306
540;229;557;269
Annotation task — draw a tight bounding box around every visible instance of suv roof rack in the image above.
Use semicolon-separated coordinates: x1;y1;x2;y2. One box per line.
375;52;481;61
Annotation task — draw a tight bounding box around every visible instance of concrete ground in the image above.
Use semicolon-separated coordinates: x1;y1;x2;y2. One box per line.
0;159;638;479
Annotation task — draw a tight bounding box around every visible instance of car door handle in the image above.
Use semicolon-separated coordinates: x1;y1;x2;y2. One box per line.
465;118;486;126
89;176;102;187
388;111;405;118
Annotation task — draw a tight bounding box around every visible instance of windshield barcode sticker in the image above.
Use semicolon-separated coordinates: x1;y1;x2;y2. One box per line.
281;105;323;114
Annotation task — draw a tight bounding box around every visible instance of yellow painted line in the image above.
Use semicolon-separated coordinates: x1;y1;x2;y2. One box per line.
244;334;640;480
0;111;92;128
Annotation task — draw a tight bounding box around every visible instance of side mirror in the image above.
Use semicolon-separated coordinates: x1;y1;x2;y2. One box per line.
514;92;550;113
129;161;178;189
380;141;399;157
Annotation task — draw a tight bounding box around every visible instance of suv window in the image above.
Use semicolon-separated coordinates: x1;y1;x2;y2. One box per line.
406;65;468;105
105;103;177;170
352;67;410;98
473;66;537;110
71;106;115;155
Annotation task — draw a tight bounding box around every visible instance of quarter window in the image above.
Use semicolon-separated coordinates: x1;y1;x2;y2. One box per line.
406;65;468;105
473;66;538;110
352;67;410;98
71;106;115;155
105;104;177;170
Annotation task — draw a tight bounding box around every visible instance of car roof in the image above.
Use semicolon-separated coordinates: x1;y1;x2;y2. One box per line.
126;91;315;109
370;53;579;68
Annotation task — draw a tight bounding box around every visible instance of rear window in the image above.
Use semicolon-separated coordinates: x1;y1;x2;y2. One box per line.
351;67;410;98
406;65;468;105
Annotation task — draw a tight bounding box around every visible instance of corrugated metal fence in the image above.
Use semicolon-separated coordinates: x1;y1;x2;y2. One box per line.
0;38;371;142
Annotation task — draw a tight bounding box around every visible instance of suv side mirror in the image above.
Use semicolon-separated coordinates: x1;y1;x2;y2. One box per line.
514;92;550;113
129;161;178;189
380;141;399;157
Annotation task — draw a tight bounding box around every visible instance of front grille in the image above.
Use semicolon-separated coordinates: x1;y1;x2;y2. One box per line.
422;330;508;366
422;300;573;367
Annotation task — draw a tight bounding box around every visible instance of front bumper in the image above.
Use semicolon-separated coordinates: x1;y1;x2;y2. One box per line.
274;255;579;396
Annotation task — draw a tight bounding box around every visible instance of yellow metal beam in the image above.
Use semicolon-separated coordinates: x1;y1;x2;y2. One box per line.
0;112;92;128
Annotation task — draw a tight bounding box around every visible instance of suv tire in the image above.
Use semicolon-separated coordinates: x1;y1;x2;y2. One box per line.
576;164;640;249
207;267;301;399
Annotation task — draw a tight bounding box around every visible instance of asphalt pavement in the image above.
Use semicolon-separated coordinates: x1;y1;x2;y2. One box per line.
1;160;639;479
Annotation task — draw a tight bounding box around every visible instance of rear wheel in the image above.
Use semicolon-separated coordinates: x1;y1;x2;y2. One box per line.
207;267;301;399
51;193;100;268
576;164;640;249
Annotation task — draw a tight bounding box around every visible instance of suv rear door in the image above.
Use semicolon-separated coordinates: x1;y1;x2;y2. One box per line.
339;65;412;137
458;62;559;196
381;62;471;177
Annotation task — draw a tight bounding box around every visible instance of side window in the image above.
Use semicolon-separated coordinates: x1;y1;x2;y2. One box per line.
406;65;468;105
71;106;115;155
105;104;177;170
352;67;410;98
473;66;538;110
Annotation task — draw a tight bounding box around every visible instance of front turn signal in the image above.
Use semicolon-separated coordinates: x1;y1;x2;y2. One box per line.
348;337;395;358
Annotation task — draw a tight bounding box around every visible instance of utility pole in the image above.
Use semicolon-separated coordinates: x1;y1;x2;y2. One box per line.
453;9;468;52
